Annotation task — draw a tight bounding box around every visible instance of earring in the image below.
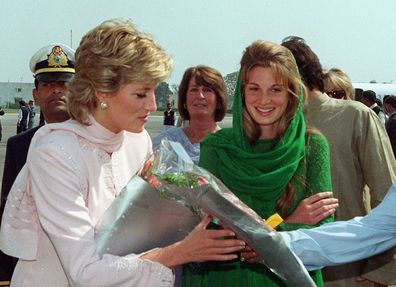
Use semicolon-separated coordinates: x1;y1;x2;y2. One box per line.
100;101;108;110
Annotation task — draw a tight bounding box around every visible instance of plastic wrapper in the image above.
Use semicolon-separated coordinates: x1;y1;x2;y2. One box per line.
94;175;200;256
150;140;316;287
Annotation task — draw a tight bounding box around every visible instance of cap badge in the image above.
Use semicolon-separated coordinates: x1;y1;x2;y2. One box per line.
47;46;68;67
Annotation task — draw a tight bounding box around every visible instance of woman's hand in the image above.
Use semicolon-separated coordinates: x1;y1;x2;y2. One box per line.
140;216;246;268
240;245;262;264
140;160;161;187
140;159;152;178
285;192;338;225
174;216;246;264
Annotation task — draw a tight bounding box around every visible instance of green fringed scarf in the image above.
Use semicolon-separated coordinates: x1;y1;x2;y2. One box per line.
200;75;306;214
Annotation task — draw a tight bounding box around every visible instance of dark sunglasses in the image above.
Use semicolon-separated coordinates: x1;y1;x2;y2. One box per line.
327;89;346;99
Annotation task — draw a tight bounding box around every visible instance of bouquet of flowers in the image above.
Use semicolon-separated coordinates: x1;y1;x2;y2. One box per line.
94;174;200;256
148;140;315;287
95;139;315;286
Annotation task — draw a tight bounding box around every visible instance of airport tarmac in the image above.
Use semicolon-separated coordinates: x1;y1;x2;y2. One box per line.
0;113;232;186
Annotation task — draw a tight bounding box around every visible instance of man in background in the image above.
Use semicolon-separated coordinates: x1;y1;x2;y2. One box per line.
163;102;176;130
361;90;386;123
0;107;4;142
27;99;36;129
0;43;75;285
16;100;29;134
282;36;396;287
384;96;396;157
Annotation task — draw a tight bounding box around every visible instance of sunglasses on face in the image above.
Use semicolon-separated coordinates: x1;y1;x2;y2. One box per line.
327;89;346;99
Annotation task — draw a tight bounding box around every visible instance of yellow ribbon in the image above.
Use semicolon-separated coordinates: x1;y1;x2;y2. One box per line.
266;213;284;229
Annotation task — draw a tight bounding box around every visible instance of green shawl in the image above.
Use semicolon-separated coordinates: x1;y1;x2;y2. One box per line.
200;75;306;211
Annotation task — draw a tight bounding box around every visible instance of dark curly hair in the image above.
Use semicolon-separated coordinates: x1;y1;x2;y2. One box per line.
281;36;325;92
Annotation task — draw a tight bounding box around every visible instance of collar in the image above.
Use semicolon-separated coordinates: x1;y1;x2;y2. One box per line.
370;103;378;109
32;116;125;154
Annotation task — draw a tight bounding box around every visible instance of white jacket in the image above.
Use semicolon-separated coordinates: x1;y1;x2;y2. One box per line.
0;117;174;287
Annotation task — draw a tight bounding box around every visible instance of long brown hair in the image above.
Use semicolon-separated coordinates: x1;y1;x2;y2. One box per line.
276;128;317;217
239;40;310;216
239;40;305;142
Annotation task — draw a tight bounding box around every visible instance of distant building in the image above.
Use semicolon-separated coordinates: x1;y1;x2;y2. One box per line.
0;81;35;108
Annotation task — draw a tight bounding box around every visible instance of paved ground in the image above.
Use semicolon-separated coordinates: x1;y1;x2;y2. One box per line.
0;113;232;186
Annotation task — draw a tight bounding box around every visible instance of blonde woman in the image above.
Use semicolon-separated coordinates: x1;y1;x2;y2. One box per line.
0;19;245;287
323;68;355;100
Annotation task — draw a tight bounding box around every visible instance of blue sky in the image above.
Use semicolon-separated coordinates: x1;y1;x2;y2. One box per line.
1;0;396;85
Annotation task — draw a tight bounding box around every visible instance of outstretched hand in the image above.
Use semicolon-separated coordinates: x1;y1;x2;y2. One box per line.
174;216;246;264
285;192;338;225
140;216;246;268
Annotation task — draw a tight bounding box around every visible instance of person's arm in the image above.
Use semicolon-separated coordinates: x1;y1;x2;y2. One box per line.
30;142;175;286
280;183;396;271
0;138;18;222
387;118;396;157
359;110;396;208
280;133;335;230
356;109;396;283
141;215;245;267
30;140;244;286
17;109;22;125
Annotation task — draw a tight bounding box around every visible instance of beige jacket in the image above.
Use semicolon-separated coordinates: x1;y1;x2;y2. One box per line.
305;93;396;285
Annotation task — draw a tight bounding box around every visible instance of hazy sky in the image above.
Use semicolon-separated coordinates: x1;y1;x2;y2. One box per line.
1;0;396;85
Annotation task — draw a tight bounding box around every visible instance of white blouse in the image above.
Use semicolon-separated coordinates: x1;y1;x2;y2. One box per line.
0;117;174;286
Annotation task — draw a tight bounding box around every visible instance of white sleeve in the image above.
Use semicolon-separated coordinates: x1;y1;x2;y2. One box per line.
29;143;174;287
17;109;22;123
280;183;396;271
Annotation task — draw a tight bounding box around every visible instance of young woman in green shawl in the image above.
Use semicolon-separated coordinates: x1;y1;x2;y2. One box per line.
182;40;334;287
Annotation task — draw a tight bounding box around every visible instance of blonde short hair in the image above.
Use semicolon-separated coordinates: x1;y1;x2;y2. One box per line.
240;40;306;141
68;18;172;124
323;68;355;100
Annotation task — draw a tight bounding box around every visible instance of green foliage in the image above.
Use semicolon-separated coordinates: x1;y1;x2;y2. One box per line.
224;71;238;111
155;82;173;109
157;172;200;188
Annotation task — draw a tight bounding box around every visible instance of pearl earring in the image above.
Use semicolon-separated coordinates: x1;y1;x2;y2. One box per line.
100;101;108;110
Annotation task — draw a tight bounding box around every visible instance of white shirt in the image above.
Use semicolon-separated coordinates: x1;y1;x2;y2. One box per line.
0;117;174;286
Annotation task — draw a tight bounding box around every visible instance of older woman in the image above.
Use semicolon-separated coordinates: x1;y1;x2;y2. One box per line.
153;65;228;163
323;68;355;100
0;19;245;287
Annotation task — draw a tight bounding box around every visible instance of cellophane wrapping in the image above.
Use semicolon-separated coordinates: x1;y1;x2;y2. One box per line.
150;140;316;287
